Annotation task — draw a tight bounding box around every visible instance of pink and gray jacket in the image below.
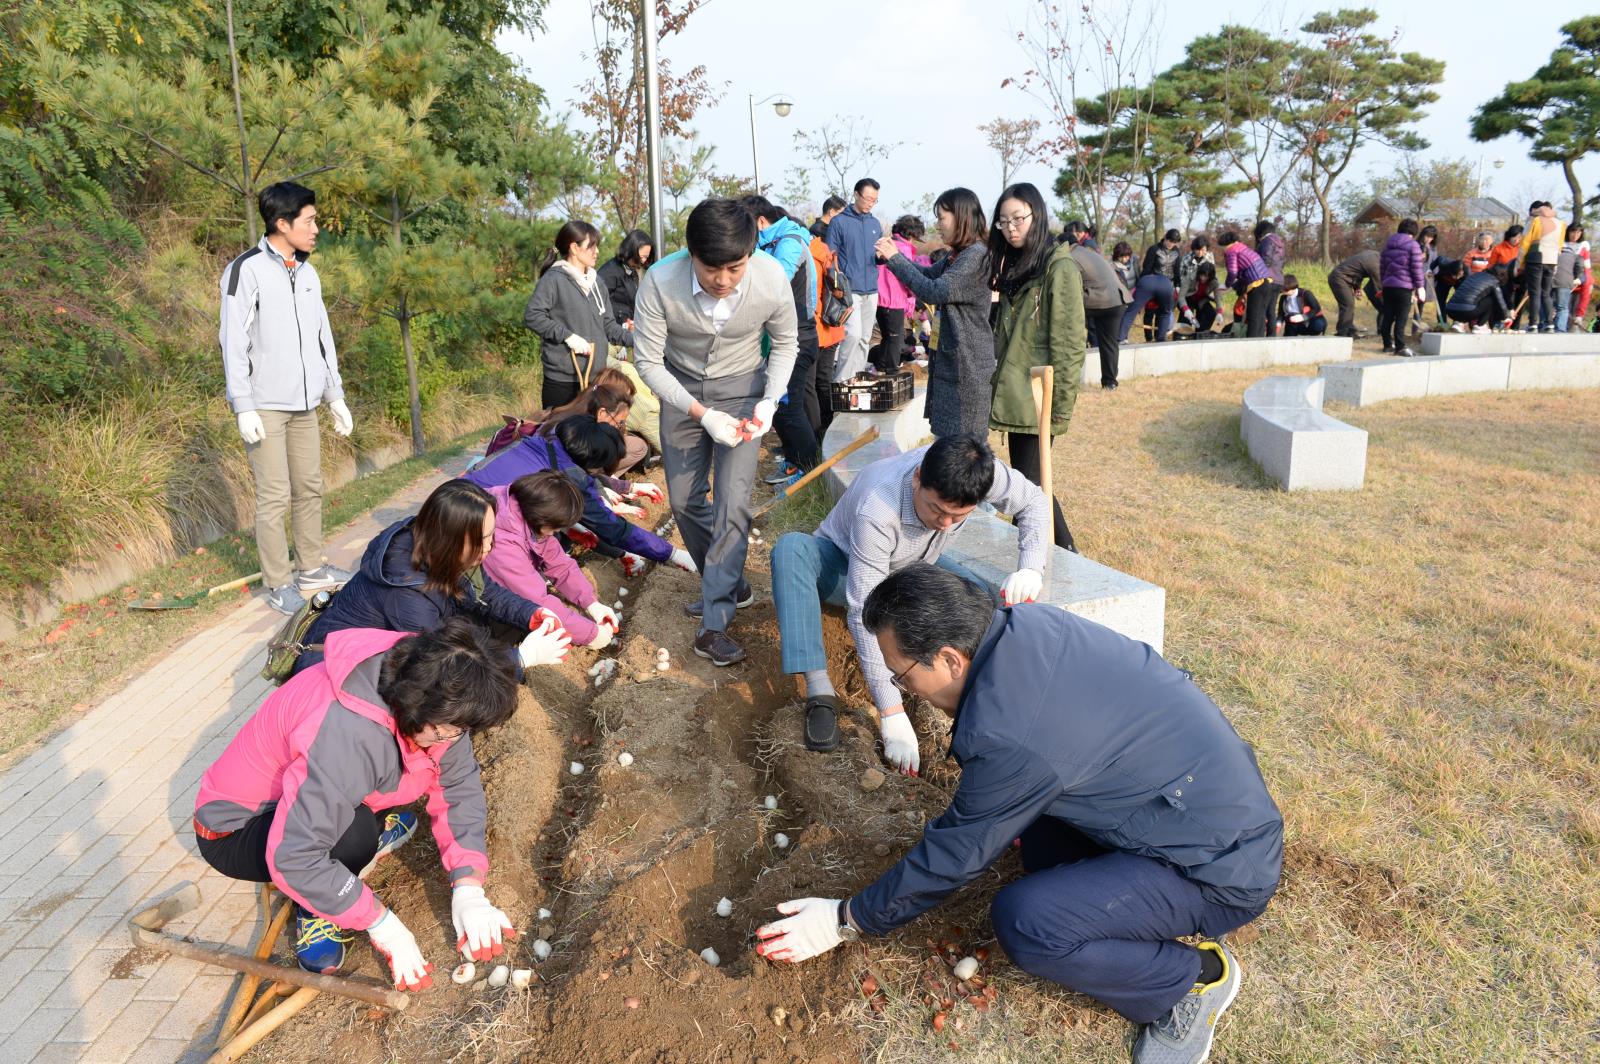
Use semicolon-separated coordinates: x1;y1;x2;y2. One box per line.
194;628;489;929
876;236;926;312
1221;243;1270;295
482;484;600;644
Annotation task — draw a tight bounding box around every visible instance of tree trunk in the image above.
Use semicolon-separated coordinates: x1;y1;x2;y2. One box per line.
392;194;424;455
1315;185;1332;266
1564;157;1584;225
225;0;256;244
1149;176;1165;239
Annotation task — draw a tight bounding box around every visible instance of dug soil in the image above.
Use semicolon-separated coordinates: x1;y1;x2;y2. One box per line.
245;487;1018;1064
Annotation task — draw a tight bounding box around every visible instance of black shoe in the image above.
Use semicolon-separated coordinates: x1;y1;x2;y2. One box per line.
803;696;841;752
693;629;746;666
683;582;755;618
1101;380;1119;390
1396;347;1415;358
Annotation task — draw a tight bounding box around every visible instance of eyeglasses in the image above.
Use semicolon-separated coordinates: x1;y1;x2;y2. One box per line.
995;211;1033;232
888;658;924;695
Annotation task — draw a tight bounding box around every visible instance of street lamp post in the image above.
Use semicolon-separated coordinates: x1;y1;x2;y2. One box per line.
641;0;666;255
748;93;794;194
1476;154;1505;199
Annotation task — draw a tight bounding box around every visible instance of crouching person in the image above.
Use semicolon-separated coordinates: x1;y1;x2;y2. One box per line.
756;564;1283;1064
194;619;522;988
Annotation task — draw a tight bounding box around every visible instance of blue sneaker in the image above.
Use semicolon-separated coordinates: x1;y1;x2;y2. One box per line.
294;906;354;974
359;811;418;878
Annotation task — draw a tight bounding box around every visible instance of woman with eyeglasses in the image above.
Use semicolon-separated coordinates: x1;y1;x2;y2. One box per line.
875;188;995;437
291;478;576;678
986;182;1081;551
194;618;525;989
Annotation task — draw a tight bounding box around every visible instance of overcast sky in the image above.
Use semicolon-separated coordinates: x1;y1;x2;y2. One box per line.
501;0;1582;225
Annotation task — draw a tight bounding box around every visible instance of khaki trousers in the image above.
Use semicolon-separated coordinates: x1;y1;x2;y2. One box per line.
245;409;324;587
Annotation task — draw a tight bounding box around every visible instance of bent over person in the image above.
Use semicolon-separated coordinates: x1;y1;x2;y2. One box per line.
195;620;523;988
757;564;1283;1064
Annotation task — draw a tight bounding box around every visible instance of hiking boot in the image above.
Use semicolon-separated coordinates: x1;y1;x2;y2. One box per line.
682;582;755;618
265;584;307;616
297;564;353;592
294;905;355;975
693;629;747;667
1132;940;1241;1064
359;810;419;878
803;696;841;751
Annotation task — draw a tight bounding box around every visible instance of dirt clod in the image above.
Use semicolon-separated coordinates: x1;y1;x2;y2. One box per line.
859;767;886;792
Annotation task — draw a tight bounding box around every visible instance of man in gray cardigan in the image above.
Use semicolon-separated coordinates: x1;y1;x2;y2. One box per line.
633;198;799;665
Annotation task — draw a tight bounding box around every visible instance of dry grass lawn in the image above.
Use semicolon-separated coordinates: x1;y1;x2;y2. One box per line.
862;367;1600;1062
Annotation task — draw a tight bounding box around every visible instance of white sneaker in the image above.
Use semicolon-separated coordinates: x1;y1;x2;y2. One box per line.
297;564;353;592
265;585;307;615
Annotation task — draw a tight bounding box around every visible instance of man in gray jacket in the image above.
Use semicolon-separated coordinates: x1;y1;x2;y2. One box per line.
757;563;1282;1064
633;198;799;665
220;182;353;614
1064;222;1130;389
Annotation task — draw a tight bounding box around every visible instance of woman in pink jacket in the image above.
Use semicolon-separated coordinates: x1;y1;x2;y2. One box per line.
482;471;617;650
194;620;523;989
871;215;929;374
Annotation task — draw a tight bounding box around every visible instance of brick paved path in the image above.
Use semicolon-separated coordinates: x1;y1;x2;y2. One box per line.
0;454;471;1064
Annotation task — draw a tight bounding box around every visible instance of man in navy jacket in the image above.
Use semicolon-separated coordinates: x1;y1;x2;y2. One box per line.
756;563;1282;1064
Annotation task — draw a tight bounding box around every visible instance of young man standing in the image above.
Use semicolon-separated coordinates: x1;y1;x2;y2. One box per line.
632;198;799;665
757;563;1282;1064
826;178;884;382
769;434;1048;763
220;182;354;615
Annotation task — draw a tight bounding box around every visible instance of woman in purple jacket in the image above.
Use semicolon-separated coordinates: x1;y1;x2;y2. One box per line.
1379;218;1427;357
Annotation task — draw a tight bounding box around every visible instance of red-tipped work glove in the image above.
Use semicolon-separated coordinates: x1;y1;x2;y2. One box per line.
629;482;664;504
754;898;844;963
367;910;433;991
451;885;516;962
621;551;647;578
566;526;600;552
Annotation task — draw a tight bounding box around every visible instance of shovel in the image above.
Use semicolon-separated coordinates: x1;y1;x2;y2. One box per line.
752;427;879;519
127;572;261;611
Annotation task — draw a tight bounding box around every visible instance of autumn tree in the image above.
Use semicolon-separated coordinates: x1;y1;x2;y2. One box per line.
578;0;718;232
791;115;901;198
1471;16;1600;224
1006;0;1163;231
1285;9;1442;262
978;117;1041;189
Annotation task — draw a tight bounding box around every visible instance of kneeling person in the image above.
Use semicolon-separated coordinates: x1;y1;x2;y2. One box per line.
1444;265;1512;331
770;433;1048;768
757;564;1283;1064
195;619;522;989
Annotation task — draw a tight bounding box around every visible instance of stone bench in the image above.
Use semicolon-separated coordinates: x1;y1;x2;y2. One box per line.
1082;335;1353;385
1319;351;1600;407
1419;331;1600;357
819;386;1167;653
1240;376;1367;491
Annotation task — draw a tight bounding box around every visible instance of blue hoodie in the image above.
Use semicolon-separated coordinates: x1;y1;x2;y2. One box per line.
849;605;1284;935
757;216;818;319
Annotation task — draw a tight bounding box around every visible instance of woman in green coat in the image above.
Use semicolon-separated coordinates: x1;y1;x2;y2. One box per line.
988;182;1083;551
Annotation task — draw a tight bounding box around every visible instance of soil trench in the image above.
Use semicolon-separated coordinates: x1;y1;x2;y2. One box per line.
245;488;975;1064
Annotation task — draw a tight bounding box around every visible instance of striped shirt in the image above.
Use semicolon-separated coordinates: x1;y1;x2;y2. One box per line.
815;446;1049;712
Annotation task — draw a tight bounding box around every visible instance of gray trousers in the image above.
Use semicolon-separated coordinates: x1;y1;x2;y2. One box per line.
660;367;765;633
245;408;324;588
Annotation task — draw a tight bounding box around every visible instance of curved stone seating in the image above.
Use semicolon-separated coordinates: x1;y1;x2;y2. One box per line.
1319;351;1600;407
1240;376;1367;491
1419;331;1600;357
819;385;1166;653
1082;335;1353;385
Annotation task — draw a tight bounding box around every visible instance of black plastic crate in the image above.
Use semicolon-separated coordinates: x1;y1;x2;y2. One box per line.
830;370;915;413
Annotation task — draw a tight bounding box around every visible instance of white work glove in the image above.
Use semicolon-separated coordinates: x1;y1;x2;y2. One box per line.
629;482;664;504
621;551;647;578
880;710;920;776
754;898;844;964
599;484;623;505
566;333;593;355
669;548;697;573
1000;567;1044;607
699;407;742;447
236;410;265;445
451;885;516;962
583;602;618;649
367;909;433;991
329;399;354;437
608;497;646;518
518;610;572;667
740;398;778;441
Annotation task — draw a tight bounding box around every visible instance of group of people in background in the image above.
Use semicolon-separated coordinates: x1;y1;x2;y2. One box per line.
1326;203;1593;356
